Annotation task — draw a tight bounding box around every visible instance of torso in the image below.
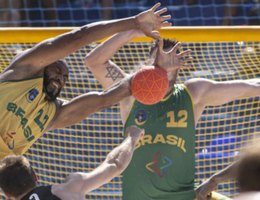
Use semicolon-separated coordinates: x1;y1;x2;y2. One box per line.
122;84;196;200
0;77;56;158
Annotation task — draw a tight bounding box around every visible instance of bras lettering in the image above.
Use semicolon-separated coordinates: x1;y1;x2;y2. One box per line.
6;102;34;142
135;133;186;152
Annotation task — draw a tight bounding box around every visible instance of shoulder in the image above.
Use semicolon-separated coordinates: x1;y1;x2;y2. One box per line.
184;78;214;88
184;78;214;104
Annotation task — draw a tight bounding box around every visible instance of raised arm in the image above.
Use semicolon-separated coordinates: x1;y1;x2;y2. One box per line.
52;126;144;200
85;30;144;89
3;3;171;80
185;78;260;124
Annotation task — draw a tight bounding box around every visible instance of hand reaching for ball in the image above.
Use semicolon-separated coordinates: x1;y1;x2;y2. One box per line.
154;39;193;72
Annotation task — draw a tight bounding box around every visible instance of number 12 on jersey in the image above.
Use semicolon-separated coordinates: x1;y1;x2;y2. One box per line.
166;110;188;128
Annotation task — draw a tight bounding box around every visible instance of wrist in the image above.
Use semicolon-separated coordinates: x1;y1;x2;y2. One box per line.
130;136;140;146
133;15;141;30
154;65;167;73
210;175;220;186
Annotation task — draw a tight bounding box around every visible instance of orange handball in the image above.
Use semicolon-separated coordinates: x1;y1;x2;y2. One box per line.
131;66;169;105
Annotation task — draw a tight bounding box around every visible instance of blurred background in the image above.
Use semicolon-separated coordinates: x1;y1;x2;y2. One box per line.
0;0;259;27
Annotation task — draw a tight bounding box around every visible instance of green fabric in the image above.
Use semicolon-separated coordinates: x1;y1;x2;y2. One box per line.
123;84;196;200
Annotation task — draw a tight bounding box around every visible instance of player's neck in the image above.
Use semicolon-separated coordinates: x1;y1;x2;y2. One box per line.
164;82;175;98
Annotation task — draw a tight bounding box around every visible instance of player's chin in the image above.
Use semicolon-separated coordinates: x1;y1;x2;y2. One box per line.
45;89;60;101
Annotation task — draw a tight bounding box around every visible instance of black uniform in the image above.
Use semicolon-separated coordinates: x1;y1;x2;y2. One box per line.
21;186;61;200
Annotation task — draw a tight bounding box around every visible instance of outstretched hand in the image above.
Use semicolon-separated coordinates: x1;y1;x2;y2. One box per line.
136;3;172;39
154;39;193;72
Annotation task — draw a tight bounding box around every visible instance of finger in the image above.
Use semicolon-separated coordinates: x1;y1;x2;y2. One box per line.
160;15;172;22
151;2;161;12
155;7;168;15
180;64;192;69
161;21;172;27
146;30;161;40
158;38;164;53
170;42;182;53
178;49;192;57
153;38;163;65
185;57;194;62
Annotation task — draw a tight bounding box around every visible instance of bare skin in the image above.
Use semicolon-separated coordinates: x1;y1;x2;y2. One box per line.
1;126;144;200
0;3;172;134
85;29;260;199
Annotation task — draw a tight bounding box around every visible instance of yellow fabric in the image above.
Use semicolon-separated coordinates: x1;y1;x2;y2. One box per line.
0;77;56;158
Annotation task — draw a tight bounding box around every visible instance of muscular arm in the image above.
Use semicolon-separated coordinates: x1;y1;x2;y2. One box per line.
86;30;145;123
52;126;144;200
85;30;140;89
4;19;139;80
185;78;260;124
2;3;171;81
49;76;131;130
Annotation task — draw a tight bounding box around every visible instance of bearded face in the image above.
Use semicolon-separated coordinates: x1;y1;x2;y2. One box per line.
43;60;69;101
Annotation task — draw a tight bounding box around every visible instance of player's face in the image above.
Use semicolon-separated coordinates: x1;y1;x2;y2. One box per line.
43;61;69;101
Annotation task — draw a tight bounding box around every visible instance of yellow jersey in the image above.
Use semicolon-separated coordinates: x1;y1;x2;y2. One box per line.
0;77;56;158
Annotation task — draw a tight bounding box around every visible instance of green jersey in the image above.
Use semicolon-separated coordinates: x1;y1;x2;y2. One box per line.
123;84;196;200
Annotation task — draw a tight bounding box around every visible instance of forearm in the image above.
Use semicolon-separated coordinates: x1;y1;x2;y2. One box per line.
209;162;237;183
86;30;139;67
71;18;138;48
20;17;139;68
78;135;136;194
51;76;132;129
105;135;136;173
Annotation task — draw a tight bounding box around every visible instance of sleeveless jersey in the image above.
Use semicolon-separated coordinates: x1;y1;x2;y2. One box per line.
0;77;56;158
21;186;61;200
123;84;196;200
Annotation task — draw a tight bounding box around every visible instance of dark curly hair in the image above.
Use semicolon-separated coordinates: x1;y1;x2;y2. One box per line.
0;155;36;198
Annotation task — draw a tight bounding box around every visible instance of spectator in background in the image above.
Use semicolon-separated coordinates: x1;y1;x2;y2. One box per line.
100;0;113;20
247;0;260;25
98;0;141;20
0;0;21;27
41;0;58;26
223;0;260;25
22;0;58;26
